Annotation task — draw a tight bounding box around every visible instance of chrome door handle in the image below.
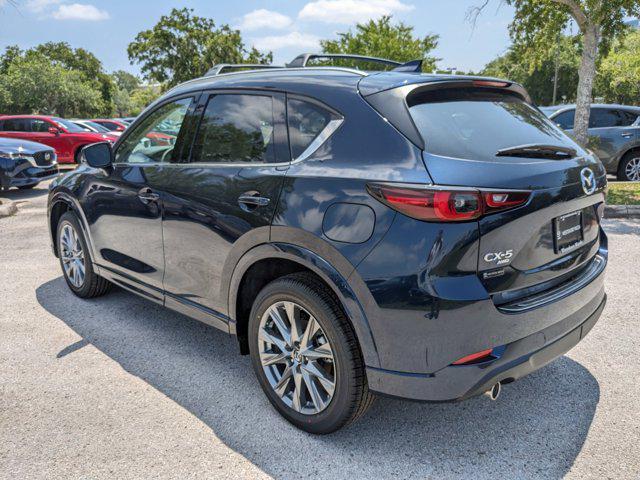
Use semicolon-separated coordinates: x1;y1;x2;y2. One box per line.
238;191;270;211
622;132;634;138
138;187;160;204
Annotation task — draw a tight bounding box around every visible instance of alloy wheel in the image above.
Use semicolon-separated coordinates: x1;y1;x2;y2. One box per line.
60;223;85;288
625;157;640;181
258;301;336;415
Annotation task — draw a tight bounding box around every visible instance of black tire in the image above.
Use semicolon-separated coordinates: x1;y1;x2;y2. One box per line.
617;150;640;181
56;211;112;298
248;272;374;434
17;183;38;190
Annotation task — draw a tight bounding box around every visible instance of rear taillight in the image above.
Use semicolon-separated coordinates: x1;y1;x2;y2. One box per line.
452;348;494;365
367;184;530;222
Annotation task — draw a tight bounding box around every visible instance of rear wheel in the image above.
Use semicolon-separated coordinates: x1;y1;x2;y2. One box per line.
57;212;112;298
248;272;374;434
617;152;640;181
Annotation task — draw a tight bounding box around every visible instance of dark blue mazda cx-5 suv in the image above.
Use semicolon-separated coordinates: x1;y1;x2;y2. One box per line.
47;55;608;433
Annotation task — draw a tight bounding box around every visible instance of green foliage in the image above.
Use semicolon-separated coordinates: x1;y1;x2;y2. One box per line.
0;42;115;116
0;54;103;117
596;30;640;104
320;16;439;71
482;36;581;105
112;70;140;92
129;86;162;116
127;8;272;87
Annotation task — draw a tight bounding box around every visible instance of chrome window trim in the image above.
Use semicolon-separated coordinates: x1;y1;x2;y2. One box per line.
111;117;344;169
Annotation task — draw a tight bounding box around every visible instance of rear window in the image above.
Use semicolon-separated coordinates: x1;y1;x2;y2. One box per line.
408;88;583;161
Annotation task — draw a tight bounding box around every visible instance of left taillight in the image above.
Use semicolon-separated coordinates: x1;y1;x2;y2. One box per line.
367;183;530;222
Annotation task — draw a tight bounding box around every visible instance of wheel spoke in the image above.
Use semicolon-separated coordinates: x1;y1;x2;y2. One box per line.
299;315;320;350
273;365;293;397
260;350;288;367
291;370;303;412
302;369;325;413
258;328;288;353
284;302;303;343
302;361;335;397
302;342;333;361
268;306;291;347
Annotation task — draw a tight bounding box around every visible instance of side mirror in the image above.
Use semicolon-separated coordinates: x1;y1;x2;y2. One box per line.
116;126;125;132
81;142;113;168
48;127;60;135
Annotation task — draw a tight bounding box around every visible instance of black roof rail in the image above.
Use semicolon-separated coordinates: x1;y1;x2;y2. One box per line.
286;53;402;69
205;64;285;76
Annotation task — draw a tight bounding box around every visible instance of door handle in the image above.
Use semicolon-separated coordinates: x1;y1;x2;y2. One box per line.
238;191;270;211
622;132;634;138
138;187;160;204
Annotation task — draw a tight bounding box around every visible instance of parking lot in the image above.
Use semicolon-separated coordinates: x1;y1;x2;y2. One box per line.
1;180;639;479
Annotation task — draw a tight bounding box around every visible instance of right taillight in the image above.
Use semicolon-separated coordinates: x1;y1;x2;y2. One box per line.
367;183;530;222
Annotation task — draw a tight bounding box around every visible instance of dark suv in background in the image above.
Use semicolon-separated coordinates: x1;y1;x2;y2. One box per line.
542;104;640;181
48;55;608;433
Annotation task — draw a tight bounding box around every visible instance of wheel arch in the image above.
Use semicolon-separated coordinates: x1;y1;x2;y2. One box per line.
228;242;380;368
617;145;640;177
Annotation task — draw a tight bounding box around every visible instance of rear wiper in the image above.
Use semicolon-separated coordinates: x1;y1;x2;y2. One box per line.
496;144;577;160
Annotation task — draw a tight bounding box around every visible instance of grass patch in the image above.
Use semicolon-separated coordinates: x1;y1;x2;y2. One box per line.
607;182;640;205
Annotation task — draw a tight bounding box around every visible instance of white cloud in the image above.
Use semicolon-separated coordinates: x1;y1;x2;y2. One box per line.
252;31;320;51
238;9;292;31
298;0;413;24
51;3;109;21
26;0;62;13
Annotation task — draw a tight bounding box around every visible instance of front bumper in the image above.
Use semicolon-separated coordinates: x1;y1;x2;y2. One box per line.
367;292;606;402
6;165;59;187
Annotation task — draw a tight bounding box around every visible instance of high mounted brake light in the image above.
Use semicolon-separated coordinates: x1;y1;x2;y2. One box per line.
367;184;530;222
473;80;510;88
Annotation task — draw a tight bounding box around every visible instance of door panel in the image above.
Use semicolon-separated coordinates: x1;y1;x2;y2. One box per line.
160;91;288;320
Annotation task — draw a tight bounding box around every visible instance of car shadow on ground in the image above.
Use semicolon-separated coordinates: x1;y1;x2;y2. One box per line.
36;277;600;479
0;184;51;201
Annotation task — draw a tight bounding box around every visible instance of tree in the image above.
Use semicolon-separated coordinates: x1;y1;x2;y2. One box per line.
472;0;640;145
482;35;581;105
128;8;272;87
0;54;103;117
112;70;140;92
596;30;640;104
129;86;162;116
0;42;115;115
320;16;439;72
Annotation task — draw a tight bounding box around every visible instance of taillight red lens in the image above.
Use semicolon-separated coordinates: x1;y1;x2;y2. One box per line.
368;184;530;222
452;348;494;365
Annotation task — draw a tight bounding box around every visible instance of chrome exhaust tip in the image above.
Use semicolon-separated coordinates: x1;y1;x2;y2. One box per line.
485;382;501;401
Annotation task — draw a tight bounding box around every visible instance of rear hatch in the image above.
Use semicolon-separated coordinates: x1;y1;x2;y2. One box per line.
363;78;607;303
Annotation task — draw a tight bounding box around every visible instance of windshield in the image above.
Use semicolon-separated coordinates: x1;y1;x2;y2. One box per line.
53;118;85;133
408;88;586;161
84;121;110;133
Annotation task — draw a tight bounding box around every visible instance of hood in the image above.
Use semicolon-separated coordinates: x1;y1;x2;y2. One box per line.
0;137;54;155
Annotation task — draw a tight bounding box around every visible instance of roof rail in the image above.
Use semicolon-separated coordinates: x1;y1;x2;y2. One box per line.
205;64;284;77
286;53;402;69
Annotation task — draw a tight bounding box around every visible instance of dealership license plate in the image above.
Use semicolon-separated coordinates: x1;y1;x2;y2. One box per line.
554;210;584;254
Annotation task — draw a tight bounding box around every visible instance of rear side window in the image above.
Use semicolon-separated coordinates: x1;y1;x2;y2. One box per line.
408;88;582;162
553;110;575;129
191;94;275;164
621;110;639;126
0;118;28;131
287;98;336;159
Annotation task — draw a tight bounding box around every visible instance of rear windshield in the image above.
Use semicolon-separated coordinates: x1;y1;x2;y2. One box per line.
408;88;584;161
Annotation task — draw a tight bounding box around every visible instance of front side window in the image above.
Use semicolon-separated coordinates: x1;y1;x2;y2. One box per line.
30;119;53;133
191;94;275;164
287;98;336;159
115;97;192;164
409;88;583;162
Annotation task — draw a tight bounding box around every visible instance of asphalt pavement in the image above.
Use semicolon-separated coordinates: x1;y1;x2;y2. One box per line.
1;181;639;479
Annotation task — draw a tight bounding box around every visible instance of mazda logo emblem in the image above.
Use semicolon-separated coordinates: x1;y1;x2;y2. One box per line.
580;167;596;195
44;153;51;161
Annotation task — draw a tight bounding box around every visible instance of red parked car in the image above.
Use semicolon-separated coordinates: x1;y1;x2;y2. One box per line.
0;115;114;164
91;119;127;135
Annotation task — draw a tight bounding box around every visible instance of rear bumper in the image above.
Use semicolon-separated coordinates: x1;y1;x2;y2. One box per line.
367;293;606;402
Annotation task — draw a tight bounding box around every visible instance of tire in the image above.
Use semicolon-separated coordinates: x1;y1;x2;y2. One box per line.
248;272;374;434
17;183;38;190
56;211;112;298
617;151;640;181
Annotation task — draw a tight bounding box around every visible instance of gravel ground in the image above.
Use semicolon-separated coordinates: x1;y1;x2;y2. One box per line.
1;182;639;480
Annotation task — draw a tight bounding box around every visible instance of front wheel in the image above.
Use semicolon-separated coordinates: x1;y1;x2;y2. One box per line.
56;212;112;298
617;152;640;181
248;273;374;434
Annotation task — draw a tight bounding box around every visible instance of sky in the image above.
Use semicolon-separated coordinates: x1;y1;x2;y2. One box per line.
0;0;516;76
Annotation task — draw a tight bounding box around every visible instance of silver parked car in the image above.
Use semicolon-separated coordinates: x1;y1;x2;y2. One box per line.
541;104;640;181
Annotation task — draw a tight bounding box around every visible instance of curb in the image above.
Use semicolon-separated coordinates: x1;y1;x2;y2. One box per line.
604;205;640;219
0;200;18;218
